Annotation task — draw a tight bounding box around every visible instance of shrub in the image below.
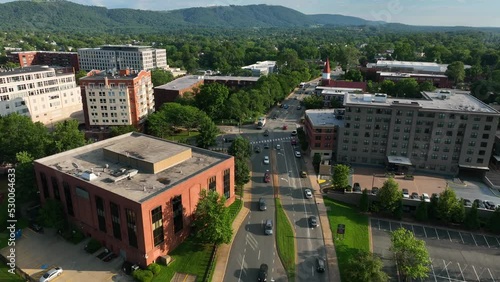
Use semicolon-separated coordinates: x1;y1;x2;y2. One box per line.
147;263;161;276
415;202;428;221
359;189;370;212
132;269;154;282
85;238;102;254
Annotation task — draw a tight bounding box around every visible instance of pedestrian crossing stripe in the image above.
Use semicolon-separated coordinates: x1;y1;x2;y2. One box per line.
249;137;294;145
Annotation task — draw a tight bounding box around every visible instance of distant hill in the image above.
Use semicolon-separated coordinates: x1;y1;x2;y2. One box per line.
0;0;498;33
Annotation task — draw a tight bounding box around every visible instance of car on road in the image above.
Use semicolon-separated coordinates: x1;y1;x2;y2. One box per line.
463;198;472;207
371;187;379;195
264;220;273;235
352;183;361;193
402;189;410;198
264;171;271;183
39;267;63;282
295;151;301;158
291;130;297;136
282;125;288;130
259;198;267;211
291;138;297;145
316;257;326;273
254;146;261;153
304;189;313;199
276;144;281;150
264;129;269;136
258;263;268;282
474;199;486;209
484;200;497;210
29;221;44;233
284;104;289;109
263;156;269;164
411;192;419;200
300;171;307;178
421;193;430;202
309;216;319;228
263;143;269;149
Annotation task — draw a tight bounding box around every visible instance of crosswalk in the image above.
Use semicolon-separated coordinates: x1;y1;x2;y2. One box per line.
249;137;294;145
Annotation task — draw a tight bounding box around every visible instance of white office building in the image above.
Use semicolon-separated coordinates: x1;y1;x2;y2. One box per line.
78;45;168;72
0;66;83;125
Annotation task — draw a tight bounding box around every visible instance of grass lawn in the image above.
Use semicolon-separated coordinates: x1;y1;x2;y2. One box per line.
228;199;242;224
275;198;295;280
152;238;213;282
323;198;369;281
0;263;24;282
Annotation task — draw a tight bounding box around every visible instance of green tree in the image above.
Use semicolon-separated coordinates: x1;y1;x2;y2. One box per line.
366;80;379;93
332;164;350;189
437;188;460;223
302;95;324;109
312;153;322;173
145;112;171;138
196;117;219;149
228;136;252;160
445;61;465;84
391;228;431;281
359;189;370;212
394;78;420;98
393;199;403;220
378;178;401;213
75;70;87;85
234;158;251;186
344;250;389;282
488;207;500;234
109;125;137;137
195;83;230;120
380;80;396;96
38;199;67;230
464;202;480;230
133;269;153;282
192;190;233;245
428;193;439;220
50;119;87;154
451;202;465;224
393;41;415;61
151;68;174;87
14;152;37;204
415;202;428;222
344;69;363;82
419;81;436;92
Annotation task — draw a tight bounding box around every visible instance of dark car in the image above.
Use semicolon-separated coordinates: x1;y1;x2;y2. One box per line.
474;199;486;209
309;216;319;228
352;183;361;193
316;257;326;273
484;200;497;210
223;137;234;143
463;199;472;207
264;130;269;137
411;192;419;200
258;263;268;282
254;146;261;153
29;221;44;233
259;198;267;211
291;138;297;146
263;143;269;149
371;187;379;195
264;171;271;183
122;261;140;275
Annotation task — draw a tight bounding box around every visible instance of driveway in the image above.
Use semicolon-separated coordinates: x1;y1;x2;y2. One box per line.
0;228;134;282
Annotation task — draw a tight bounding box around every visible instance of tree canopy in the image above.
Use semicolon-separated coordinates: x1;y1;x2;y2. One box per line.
391;228;431;281
378;178;401;213
344;250;389;282
332;164;350;189
192;189;233;245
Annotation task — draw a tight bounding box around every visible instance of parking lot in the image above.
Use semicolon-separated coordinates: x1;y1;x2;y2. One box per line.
371;218;500;281
0;228;133;282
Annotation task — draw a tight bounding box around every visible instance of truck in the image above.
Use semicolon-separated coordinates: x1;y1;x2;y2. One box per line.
256;117;266;129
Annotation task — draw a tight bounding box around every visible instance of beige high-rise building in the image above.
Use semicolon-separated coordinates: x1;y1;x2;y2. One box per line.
337;91;500;176
0;66;83;125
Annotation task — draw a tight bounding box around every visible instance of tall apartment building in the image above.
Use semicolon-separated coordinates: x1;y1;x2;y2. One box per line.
8;51;80;71
79;69;154;130
78;45;167;72
0;66;83;125
337;91;500;176
303;109;344;159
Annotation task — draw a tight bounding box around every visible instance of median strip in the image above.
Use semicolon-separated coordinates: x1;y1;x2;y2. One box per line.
275;198;296;280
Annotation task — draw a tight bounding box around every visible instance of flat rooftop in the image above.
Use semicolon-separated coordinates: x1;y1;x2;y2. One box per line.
305;109;345;127
155;75;204;91
35;133;232;203
344;90;500;114
204;76;260;82
0;65;55;77
242;60;276;70
378;71;448;78
80;70;146;81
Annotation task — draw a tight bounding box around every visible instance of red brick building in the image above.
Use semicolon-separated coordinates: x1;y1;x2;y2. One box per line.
8;51;80;71
376;71;452;88
34;133;235;267
303;109;345;160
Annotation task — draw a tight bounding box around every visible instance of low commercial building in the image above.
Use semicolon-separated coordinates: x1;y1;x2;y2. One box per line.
7;51;80;71
0;65;83;125
304;109;345;159
34;132;235;267
241;61;276;76
377;71;452;88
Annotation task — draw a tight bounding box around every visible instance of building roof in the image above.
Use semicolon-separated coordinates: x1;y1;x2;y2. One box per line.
241;61;276;70
305;109;345;127
155;75;204;91
78;45;157;52
35;133;232;203
0;65;58;77
377;71;448;78
204;76;260;82
79;70;148;81
344;90;500;114
10;51;78;55
323;57;331;74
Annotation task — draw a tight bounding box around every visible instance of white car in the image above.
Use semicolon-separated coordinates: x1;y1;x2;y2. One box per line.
295;151;301;158
421;193;430;203
39;267;63;282
402;189;410;199
263;156;270;164
304;189;313;199
291;130;298;136
276;144;281;150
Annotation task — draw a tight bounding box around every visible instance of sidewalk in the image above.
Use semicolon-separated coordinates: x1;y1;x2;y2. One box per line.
211;182;252;282
304;155;342;282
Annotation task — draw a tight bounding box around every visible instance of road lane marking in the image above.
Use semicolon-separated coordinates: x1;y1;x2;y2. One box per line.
488;268;496;282
471;233;478;246
459;231;464;244
442;260;451;281
430;260;438;282
457;262;465;281
472;265;480;281
238;254;246;282
447;230;452;242
258;250;261;260
484;235;490;248
423;226;428;238
435;228;440;240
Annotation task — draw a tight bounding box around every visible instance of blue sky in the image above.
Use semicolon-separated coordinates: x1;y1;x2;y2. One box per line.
1;0;498;27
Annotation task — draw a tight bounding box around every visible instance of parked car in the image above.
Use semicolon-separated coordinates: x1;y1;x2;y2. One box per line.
263;156;270;164
421;193;430;203
484;200;497;210
309;216;319;228
304;189;313;199
316;257;326;273
258;263;268;282
295;151;301;158
474;199;486;209
371;187;379;195
352;183;362;193
411;192;419;200
39;267;63;282
264;171;271;183
29;221;44;233
300;171;307;178
402;189;410;198
259;198;267;211
291;130;297;136
463;198;472;207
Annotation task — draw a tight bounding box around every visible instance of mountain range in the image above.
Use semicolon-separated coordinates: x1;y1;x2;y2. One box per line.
0;0;497;33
